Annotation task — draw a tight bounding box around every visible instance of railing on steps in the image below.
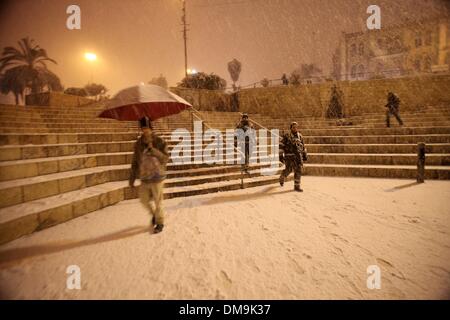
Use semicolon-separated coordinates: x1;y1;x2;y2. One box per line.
189;107;249;188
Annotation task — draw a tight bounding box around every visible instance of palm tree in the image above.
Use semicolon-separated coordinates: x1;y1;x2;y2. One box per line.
0;37;59;104
227;58;242;91
36;69;63;92
0;67;27;105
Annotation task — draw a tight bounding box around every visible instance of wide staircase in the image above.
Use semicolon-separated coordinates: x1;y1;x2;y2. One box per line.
0;103;449;244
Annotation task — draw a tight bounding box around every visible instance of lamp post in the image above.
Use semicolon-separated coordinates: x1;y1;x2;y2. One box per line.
182;0;188;78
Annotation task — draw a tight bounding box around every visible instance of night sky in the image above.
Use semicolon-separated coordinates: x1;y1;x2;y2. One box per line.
0;0;449;103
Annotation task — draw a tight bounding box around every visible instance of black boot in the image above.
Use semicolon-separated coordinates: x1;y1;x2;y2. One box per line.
279;174;284;186
154;224;164;234
294;185;303;192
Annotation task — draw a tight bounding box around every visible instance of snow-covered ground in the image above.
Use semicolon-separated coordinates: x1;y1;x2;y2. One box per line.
0;176;449;300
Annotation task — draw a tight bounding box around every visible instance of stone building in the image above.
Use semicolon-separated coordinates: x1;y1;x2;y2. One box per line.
332;17;450;81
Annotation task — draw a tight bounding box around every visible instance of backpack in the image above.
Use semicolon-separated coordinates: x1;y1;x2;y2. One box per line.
139;147;163;182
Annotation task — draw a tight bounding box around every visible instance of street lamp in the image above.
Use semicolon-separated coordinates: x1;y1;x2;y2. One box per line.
84;52;97;61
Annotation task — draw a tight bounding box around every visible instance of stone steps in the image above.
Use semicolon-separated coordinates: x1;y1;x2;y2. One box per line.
9;110;449;126
2;147;449;182
157;126;450;136
1;103;450;245
0;170;284;244
0;110;105;117
0;163;272;208
308;153;450;166
2;120;450;132
305;143;450;153
262;113;450;121
275;106;450;120
0;132;139;145
0;127;141;133
1;163;449;244
304;163;450;179
0;122;139;129
354;121;450;128
2;139;449;161
260;118;450;128
3;123;450;134
303;134;450;144
298;126;450;136
0;117;138;124
2;132;448;146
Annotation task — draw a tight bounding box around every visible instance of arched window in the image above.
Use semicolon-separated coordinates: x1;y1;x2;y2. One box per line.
357;65;365;78
414;59;421;71
351;65;357;78
423;55;432;72
377;38;384;49
358;43;364;56
425;32;432;46
350;44;357;57
376;62;384;73
388;35;402;53
415;33;423;47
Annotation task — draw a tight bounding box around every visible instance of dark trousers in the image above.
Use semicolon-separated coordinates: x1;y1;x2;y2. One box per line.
241;139;252;170
281;158;302;187
386;109;403;127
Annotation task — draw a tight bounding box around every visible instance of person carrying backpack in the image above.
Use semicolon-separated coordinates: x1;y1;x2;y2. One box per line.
129;116;169;234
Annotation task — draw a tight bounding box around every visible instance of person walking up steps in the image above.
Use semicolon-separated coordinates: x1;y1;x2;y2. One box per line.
129;116;169;234
279;121;308;192
385;91;404;127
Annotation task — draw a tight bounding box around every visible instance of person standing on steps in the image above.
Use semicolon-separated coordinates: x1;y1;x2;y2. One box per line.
385;91;404;128
129;116;169;234
279;121;308;192
235;113;255;174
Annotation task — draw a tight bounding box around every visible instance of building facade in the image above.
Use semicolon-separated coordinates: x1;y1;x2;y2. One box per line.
333;17;450;81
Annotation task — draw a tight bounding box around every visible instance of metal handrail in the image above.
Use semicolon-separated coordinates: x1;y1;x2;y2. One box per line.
189;107;248;188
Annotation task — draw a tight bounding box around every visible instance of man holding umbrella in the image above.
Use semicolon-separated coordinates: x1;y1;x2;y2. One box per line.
129;116;169;234
99;84;192;233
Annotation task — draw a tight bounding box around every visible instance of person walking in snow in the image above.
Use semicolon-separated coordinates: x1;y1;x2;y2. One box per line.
279;121;308;192
129;117;169;234
235;113;255;174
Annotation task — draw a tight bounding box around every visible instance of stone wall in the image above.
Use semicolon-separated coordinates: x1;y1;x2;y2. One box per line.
238;74;450;118
26;92;93;108
170;87;234;112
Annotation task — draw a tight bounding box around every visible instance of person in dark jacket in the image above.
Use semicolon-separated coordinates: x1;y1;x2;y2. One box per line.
385;91;404;127
129;116;169;233
235;113;255;174
281;73;289;85
279;121;308;192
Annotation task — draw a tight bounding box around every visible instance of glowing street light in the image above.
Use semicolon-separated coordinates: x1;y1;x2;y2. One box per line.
84;52;97;83
84;52;97;61
187;68;197;75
